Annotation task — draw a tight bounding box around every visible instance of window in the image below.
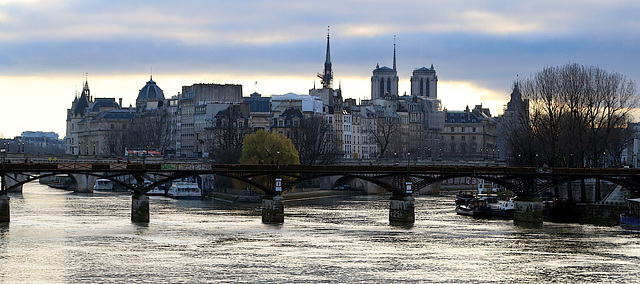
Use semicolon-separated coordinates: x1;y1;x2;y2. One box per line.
473;127;476;132
461;127;465;132
451;136;455;141
462;136;466;141
451;127;455;132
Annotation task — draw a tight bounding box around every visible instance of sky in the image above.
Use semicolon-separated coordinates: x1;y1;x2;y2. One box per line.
1;0;640;138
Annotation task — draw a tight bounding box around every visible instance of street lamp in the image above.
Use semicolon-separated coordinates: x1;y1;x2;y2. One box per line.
1;147;5;163
407;152;411;172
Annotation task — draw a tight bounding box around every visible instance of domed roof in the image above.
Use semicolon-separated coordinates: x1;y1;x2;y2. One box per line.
90;98;120;112
137;76;165;102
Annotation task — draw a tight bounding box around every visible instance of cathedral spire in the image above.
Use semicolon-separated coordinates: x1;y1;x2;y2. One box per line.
393;35;397;71
318;26;333;89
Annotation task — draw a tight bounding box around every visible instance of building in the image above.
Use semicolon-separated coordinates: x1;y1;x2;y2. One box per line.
65;79;135;156
496;82;529;163
442;105;497;161
370;42;399;100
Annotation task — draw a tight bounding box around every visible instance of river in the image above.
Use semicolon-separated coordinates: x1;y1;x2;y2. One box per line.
1;183;639;283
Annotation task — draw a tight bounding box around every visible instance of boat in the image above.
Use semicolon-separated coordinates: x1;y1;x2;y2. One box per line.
456;199;491;218
167;181;201;199
621;198;640;230
489;199;515;218
93;179;113;190
455;191;475;205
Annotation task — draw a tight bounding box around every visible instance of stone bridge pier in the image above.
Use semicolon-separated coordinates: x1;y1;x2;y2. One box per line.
261;195;284;223
389;195;415;224
131;194;150;222
389;181;415;224
70;174;97;194
4;173;27;193
1;174;10;222
513;196;543;227
261;177;284;224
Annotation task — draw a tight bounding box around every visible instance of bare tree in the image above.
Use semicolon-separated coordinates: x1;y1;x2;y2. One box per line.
207;106;250;164
292;115;340;165
513;63;638;167
367;113;400;159
122;109;170;152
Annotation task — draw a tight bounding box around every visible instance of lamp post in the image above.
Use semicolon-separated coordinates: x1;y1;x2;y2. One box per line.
1;147;5;163
407;152;411;172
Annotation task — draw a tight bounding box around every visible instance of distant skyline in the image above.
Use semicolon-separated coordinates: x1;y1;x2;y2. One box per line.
1;1;640;138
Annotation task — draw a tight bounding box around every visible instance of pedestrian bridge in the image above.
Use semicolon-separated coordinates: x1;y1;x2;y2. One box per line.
1;162;639;224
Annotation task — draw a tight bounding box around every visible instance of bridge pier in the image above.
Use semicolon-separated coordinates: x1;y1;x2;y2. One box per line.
4;173;26;193
0;194;9;222
71;174;96;194
513;197;543;227
389;196;415;224
131;194;150;222
261;196;284;223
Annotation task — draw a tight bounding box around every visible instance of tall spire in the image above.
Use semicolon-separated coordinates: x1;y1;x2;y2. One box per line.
318;26;333;89
393;35;397;71
325;26;331;67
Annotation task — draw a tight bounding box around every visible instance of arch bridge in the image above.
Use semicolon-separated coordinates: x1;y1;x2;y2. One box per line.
1;162;639;224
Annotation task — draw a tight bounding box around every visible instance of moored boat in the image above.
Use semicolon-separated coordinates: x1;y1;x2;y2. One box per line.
93;179;113;190
456;199;491;218
167;182;201;199
489;199;515;218
621;198;640;230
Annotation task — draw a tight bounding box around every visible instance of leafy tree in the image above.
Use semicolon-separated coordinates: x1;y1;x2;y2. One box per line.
240;130;300;165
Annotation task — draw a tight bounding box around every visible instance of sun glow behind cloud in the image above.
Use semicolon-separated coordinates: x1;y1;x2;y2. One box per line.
0;0;639;139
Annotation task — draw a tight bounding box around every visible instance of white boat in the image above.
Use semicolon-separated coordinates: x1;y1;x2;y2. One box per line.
93;179;113;190
167;182;201;199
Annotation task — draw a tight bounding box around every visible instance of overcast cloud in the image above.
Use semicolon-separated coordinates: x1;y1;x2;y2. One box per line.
1;0;639;137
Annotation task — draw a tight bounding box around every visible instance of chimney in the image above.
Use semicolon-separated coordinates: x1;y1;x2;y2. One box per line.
119;98;123;108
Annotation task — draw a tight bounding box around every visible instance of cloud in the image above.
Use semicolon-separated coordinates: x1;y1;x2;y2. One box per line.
1;0;640;137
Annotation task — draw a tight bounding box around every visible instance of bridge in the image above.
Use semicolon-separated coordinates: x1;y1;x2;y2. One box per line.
2;162;640;225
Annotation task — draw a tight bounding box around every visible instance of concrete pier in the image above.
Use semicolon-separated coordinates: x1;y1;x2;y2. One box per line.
72;174;96;194
389;196;415;224
262;196;284;223
0;194;9;222
131;194;150;222
513;199;543;227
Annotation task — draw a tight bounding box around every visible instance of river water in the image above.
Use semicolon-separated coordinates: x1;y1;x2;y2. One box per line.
1;183;639;283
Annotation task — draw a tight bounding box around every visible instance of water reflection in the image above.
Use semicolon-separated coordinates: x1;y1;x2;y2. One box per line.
0;184;638;282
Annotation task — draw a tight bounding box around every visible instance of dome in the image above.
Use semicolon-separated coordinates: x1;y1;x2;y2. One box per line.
90;98;120;112
136;76;165;102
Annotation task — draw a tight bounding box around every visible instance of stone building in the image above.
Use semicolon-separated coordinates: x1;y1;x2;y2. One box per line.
442;105;497;161
65;79;134;156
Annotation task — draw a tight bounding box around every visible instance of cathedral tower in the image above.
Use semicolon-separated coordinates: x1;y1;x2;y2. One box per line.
410;64;438;98
371;37;399;100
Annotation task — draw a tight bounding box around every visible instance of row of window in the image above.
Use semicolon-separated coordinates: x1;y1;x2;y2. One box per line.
450;136;478;141
450;126;478;132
